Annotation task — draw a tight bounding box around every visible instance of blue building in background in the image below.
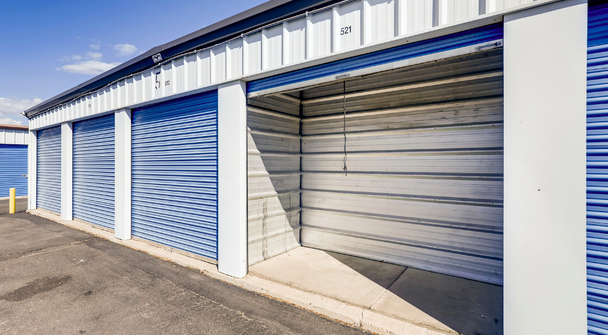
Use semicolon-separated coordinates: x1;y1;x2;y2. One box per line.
0;125;29;198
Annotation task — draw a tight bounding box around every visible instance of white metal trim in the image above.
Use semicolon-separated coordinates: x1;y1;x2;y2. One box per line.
218;80;249;278
60;122;73;221
27;130;36;210
114;108;132;240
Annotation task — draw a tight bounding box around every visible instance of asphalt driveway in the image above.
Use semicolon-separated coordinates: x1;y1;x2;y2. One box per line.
0;212;366;335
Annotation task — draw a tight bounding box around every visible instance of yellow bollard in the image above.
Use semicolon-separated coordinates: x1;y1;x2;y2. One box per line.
9;188;15;214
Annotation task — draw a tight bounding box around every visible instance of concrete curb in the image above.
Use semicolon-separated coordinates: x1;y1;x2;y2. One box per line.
28;209;448;335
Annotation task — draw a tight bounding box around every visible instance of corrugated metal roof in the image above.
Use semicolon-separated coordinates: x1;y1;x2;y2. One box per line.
23;0;339;119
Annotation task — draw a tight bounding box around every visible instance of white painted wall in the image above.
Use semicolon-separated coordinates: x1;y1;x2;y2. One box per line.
218;81;248;278
114;109;132;240
504;0;587;333
60;123;73;220
27;130;37;210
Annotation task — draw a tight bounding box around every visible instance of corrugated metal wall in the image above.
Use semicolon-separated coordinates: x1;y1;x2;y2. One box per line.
30;4;511;131
298;49;504;284
586;1;608;333
72;114;115;229
0;129;28;145
0;144;28;197
247;95;302;265
131;91;218;261
36;126;62;213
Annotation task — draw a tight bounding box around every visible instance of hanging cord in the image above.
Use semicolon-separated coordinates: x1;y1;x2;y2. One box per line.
343;81;348;176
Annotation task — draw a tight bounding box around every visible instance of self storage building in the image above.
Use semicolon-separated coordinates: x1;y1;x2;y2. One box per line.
0;125;29;198
22;0;601;332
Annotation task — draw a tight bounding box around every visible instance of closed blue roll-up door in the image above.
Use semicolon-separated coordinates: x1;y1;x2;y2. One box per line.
73;114;115;229
132;91;218;260
0;144;28;197
37;126;61;213
587;1;608;333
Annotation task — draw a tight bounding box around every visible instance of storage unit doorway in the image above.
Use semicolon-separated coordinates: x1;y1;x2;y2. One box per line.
247;49;504;284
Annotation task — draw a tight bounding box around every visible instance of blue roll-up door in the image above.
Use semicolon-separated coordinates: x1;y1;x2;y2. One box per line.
37;126;61;213
587;1;608;333
73;114;115;229
247;23;503;93
132;91;218;261
0;144;28;197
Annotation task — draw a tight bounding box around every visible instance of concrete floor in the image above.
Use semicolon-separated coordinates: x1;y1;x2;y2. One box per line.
250;247;503;335
0;196;27;214
0;213;367;335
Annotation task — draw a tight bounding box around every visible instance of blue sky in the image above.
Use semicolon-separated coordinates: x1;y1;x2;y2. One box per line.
0;0;267;126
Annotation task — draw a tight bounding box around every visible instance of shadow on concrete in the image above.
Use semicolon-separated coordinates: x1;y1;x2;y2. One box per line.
328;251;503;335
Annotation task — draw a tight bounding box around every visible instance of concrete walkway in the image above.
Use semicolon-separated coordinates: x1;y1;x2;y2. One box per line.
250;248;502;335
27;209;502;335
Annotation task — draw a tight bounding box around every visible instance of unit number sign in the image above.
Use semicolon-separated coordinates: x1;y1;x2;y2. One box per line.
340;26;352;35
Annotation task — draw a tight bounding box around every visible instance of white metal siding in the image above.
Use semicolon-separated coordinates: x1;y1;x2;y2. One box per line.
247;95;302;265
36;126;61;213
0;129;29;145
29;0;539;130
298;50;504;284
72;114;115;229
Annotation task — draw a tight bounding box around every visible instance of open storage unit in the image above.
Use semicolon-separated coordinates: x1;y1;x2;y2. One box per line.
247;49;504;284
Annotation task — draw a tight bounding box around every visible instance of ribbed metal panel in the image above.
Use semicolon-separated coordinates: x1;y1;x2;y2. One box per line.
73;114;115;229
0;144;28;197
247;23;503;93
131;91;218;260
247;101;302;265
296;50;504;284
36;126;61;213
0;129;28;145
587;2;608;333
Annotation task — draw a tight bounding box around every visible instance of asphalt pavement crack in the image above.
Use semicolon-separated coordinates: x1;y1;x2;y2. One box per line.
0;237;98;263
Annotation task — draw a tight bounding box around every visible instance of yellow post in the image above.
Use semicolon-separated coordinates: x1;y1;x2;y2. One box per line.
9;188;15;214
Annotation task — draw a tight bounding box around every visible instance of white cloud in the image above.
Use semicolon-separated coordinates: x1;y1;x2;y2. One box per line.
86;52;102;59
0;97;41;126
114;43;138;56
59;54;83;62
60;60;120;75
90;43;101;50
